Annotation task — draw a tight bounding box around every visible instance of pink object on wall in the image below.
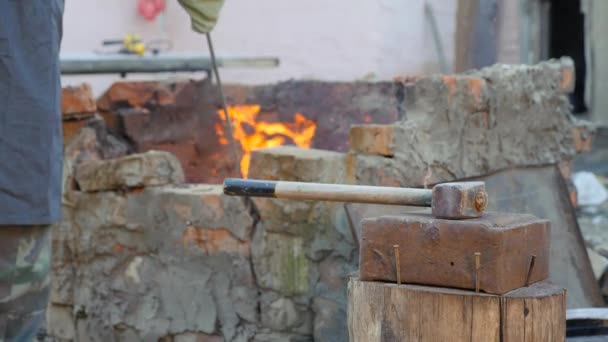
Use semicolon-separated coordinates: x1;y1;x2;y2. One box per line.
138;0;165;21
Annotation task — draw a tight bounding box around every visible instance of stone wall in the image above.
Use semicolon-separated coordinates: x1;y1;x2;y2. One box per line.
48;58;591;341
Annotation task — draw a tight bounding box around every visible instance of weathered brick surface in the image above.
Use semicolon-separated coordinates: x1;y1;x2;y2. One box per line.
75;150;185;191
96;79;399;183
247;146;356;341
49;185;258;341
253;330;313;342
249;146;345;182
62;117;91;144
62;83;96;116
61;119;130;194
95;80;226;183
46;305;76;340
253;231;310;296
248;146;345;235
560;57;576;93
349;58;581;187
360;213;550;294
97;81;182;111
348;124;394;156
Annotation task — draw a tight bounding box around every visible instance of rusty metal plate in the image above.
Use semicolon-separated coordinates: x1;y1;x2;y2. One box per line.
476;165;604;308
359;212;550;294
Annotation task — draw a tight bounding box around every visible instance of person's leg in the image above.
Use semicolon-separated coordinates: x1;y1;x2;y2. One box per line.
0;225;52;341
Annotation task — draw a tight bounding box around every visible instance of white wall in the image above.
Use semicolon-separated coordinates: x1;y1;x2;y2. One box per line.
60;0;457;95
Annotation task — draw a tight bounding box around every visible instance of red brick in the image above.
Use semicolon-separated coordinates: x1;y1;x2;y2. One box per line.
62;119;90;145
440;75;489;112
61;83;96;117
560;60;576;94
97;81;176;111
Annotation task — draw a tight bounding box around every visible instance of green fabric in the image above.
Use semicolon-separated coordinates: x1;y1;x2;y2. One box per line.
178;0;226;34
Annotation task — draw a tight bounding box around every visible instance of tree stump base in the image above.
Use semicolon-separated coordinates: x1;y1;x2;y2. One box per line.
347;277;566;341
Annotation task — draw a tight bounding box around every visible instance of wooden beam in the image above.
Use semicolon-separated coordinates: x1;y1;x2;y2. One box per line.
348;277;566;342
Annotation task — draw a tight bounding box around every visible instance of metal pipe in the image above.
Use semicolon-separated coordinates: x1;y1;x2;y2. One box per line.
205;33;241;177
60;54;279;75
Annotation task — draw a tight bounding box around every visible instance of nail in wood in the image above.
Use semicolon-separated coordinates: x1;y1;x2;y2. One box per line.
526;254;537;286
394;245;401;285
474;252;481;293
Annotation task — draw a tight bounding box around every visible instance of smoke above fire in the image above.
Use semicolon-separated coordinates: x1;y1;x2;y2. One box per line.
215;105;317;178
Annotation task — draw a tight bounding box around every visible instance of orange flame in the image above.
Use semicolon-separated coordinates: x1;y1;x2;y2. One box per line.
215;105;317;177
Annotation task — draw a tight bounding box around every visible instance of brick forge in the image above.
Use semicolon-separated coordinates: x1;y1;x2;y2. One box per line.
92;79;401;183
50;58;591;341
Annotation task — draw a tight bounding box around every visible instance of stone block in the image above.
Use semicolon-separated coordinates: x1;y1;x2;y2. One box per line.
61;120;131;194
62;83;96;117
253;331;312;342
75;150;185;191
252;230;311;296
128;185;255;242
173;333;223;342
249;146;345;183
50;183;259;341
312;297;346;342
345;153;412;187
348;124;394;156
140;140;212;183
248;146;345;233
261;295;300;331
46;305;76;341
312;255;355;342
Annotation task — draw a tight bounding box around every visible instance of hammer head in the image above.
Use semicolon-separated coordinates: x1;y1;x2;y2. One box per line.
431;182;487;219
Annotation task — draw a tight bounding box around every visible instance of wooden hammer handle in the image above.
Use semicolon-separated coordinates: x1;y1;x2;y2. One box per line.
223;178;432;206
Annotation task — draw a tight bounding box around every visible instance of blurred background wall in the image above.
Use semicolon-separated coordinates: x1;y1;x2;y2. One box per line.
60;0;458;95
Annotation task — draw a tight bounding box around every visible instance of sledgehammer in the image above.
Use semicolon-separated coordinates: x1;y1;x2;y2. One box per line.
223;178;488;219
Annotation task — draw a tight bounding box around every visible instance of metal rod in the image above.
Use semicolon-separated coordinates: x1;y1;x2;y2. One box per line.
206;33;241;177
60;54;279;75
223;178;433;206
394;245;401;285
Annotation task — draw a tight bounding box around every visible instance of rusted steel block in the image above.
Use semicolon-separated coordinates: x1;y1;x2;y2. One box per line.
431;181;487;219
359;212;550;294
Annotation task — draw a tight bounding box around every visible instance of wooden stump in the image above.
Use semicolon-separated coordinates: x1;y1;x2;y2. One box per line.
347;277;565;342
